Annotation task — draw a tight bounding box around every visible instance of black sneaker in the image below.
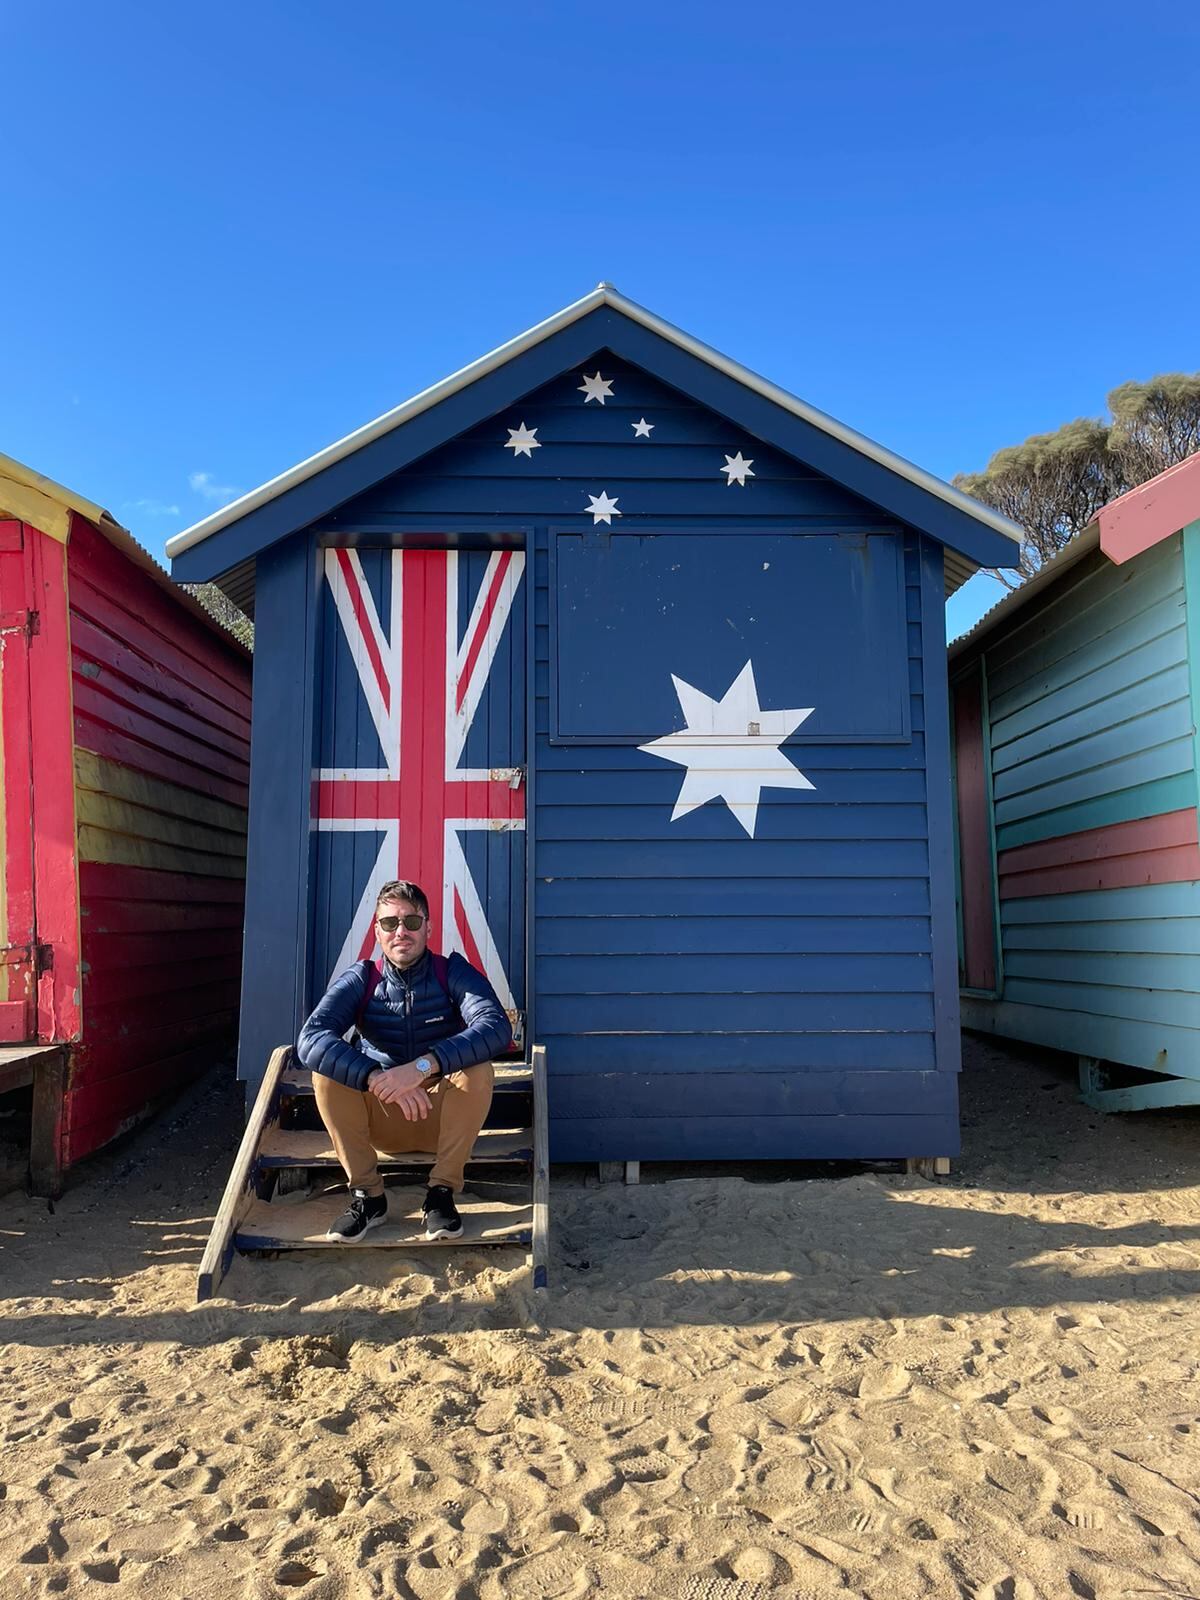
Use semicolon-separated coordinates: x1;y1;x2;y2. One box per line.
326;1188;389;1242
422;1185;463;1240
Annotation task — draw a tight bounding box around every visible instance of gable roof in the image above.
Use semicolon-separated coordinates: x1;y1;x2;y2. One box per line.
950;449;1200;661
0;451;250;654
167;284;1022;591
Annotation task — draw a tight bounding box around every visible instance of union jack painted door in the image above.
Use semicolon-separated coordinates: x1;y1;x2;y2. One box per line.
311;547;526;1035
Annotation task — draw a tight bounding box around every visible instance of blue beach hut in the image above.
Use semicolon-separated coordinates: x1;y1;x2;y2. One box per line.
169;286;1020;1166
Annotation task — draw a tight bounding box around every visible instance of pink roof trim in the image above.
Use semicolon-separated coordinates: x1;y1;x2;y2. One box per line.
1098;449;1200;565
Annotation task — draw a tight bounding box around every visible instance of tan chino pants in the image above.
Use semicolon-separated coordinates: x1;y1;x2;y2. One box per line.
313;1064;495;1197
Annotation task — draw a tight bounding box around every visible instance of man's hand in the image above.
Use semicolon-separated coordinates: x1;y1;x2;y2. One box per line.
369;1064;432;1120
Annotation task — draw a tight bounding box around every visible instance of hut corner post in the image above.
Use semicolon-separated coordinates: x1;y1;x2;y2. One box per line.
917;535;962;1174
235;533;320;1110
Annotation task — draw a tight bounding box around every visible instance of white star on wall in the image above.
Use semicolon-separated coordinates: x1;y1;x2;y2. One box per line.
639;661;814;838
504;422;541;458
632;418;654;438
578;371;614;405
722;451;755;486
585;491;622;525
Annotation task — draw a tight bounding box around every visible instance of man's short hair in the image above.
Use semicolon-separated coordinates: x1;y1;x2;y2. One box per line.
375;880;429;919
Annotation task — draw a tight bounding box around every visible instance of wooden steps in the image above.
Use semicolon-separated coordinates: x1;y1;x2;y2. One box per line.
196;1044;548;1301
257;1127;533;1168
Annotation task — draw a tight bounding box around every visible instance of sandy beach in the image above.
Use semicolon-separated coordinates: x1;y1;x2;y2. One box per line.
2;1035;1199;1600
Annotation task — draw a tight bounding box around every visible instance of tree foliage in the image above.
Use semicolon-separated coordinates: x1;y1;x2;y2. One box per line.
954;372;1200;589
183;581;254;649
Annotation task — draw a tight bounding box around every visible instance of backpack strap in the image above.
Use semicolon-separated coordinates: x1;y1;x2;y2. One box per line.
355;958;383;1032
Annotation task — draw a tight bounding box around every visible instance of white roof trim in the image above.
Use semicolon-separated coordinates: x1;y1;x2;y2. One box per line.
167;284;1024;561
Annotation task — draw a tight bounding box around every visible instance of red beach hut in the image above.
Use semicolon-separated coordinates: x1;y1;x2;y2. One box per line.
0;454;252;1193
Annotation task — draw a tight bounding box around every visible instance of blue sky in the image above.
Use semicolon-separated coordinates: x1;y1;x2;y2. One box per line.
3;2;1198;637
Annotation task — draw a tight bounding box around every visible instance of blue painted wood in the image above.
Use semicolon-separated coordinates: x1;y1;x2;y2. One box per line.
920;535;963;1078
550;531;910;744
536;877;931;916
549;1112;959;1162
543;1031;937;1072
536;839;930;877
535;733;929;771
538;992;935;1031
237;533;319;1096
553;1070;957;1119
537;952;934;995
171;306;1016;584
536;803;929;842
535;769;929;804
536;915;932;955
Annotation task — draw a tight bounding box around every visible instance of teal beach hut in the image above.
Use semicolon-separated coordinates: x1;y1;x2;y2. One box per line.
950;451;1200;1111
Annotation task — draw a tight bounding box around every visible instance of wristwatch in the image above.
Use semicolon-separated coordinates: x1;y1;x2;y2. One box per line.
414;1055;437;1080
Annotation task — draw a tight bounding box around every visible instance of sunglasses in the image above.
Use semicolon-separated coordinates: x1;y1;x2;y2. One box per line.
376;913;426;933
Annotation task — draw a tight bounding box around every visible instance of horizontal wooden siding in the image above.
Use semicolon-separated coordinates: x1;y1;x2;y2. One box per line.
66;515;252;1162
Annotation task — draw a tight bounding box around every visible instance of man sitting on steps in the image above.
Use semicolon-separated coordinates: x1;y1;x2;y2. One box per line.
296;879;512;1243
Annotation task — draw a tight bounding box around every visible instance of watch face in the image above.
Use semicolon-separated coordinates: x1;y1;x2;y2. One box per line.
417;1057;433;1075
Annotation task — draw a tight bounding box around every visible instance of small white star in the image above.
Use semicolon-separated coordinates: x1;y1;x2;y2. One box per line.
639;661;814;838
632;417;655;439
504;422;541;459
722;451;755;486
578;371;614;405
585;491;621;525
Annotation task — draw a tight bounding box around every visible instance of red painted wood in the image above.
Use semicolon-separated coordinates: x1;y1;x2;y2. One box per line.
998;808;1200;899
68;1010;239;1085
72;678;251;785
83;955;241;1006
457;550;513;712
953;668;996;990
70;612;251;744
79;861;246;903
69;578;252;725
61;512;251;1172
335;549;391;709
73;662;249;770
81;926;243;971
1098;450;1200;567
82;900;243;935
68;516;251;702
65;1042;226;1160
0;525;36;1038
27;526;81;1041
73;716;250;808
0;520;23;552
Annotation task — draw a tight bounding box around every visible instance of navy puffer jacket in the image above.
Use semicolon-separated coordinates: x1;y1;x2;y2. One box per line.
296;951;511;1091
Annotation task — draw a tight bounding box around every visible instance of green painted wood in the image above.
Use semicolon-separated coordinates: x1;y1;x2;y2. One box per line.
986;535;1182;693
993;737;1194;827
1004;949;1200;992
1079;1073;1200;1112
1180;519;1200;820
1004;975;1200;1030
961;995;1200;1080
991;665;1190;776
989;622;1187;749
994;772;1195;851
999;879;1200;924
992;701;1191;801
1005;913;1200;956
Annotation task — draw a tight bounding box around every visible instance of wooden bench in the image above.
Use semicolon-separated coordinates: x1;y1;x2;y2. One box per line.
0;1044;69;1196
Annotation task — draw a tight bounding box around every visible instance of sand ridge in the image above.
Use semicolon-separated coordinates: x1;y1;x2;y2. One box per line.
2;1035;1200;1598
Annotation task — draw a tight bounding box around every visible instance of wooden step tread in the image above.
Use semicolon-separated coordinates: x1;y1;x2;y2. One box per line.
236;1192;532;1250
282;1062;530;1095
259;1128;533;1167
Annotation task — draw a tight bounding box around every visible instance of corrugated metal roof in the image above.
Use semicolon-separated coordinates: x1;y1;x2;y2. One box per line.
947;523;1100;660
166;283;1025;563
0;451;251;654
